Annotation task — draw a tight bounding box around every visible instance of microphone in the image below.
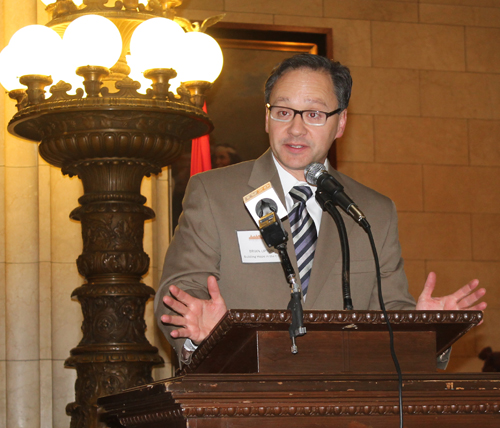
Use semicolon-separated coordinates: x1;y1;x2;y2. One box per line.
255;198;287;248
305;162;368;229
256;198;278;218
255;198;306;352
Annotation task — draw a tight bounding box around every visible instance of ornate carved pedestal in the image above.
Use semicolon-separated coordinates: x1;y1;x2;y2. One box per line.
8;94;212;428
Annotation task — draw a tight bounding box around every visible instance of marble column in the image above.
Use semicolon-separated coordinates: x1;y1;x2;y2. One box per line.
3;2;41;428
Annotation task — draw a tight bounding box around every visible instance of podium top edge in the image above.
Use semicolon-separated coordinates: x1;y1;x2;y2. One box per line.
224;309;483;325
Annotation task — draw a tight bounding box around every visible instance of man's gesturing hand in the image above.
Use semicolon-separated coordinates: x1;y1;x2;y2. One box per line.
160;275;227;344
416;272;487;312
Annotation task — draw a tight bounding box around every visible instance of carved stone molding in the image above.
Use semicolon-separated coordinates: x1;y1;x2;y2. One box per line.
227;309;483;325
179;402;500;418
66;360;159;428
75;295;152;345
64;159;163;195
76;252;151;277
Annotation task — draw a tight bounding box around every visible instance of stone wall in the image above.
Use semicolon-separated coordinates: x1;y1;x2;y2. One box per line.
1;1;499;427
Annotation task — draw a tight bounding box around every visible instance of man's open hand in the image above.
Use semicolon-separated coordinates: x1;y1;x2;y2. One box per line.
416;272;487;313
160;275;227;344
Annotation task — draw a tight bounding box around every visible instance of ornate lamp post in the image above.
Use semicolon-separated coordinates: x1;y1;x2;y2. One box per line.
0;1;223;427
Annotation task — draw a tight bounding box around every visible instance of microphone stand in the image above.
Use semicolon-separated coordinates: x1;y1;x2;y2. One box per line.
315;190;354;310
306;165;404;427
276;242;306;354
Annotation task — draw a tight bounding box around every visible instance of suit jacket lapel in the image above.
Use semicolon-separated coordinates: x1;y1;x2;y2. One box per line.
248;149;286;206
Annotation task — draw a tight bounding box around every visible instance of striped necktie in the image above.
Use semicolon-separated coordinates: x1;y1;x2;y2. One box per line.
289;186;318;298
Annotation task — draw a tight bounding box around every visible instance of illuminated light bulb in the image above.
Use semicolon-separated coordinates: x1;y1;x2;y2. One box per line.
130;17;185;72
62;15;122;69
7;24;63;77
51;60;85;95
175;32;223;83
126;54;151;94
0;46;23;91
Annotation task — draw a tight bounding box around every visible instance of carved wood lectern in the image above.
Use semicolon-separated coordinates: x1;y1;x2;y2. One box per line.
98;310;500;427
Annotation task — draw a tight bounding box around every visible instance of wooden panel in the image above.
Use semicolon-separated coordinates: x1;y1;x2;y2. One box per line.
193;328;259;374
193;415;500;427
347;331;436;373
256;330;435;373
257;330;344;373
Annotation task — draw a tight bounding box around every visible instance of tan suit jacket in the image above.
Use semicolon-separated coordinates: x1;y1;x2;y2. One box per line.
155;149;416;357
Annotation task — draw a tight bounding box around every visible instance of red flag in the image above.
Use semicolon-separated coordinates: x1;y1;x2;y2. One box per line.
190;102;212;176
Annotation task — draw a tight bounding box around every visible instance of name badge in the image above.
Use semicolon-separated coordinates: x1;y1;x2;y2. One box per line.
237;230;280;263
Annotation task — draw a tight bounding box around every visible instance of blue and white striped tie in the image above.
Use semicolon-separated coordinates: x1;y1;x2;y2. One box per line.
289;186;318;298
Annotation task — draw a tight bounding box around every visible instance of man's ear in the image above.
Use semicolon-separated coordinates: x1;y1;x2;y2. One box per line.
335;109;348;139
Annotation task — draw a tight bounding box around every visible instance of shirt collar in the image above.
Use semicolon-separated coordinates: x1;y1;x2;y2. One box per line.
272;153;329;211
270;153;328;233
271;154;329;196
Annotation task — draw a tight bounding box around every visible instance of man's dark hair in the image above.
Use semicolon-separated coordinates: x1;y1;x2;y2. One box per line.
264;53;352;110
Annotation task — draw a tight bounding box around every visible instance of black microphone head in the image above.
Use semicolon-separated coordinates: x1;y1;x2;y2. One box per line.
304;162;327;186
256;198;278;217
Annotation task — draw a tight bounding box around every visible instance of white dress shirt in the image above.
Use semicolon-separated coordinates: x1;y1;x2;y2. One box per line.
272;154;327;232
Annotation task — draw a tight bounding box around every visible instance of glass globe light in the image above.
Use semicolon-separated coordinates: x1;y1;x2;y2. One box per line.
126;54;151;94
62;15;122;69
129;17;185;73
7;24;63;77
51;60;85;95
0;46;23;91
175;32;223;83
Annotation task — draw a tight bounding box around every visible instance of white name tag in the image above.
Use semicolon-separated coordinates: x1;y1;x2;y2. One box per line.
237;230;280;263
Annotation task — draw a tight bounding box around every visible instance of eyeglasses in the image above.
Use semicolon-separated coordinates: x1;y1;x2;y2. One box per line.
266;103;342;126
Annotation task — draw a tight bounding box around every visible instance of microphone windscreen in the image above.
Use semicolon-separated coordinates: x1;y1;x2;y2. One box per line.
255;198;278;217
304;162;326;186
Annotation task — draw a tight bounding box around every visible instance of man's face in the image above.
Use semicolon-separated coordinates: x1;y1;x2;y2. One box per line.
265;68;347;181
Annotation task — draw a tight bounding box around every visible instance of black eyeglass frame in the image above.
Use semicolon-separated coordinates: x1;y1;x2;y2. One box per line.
266;103;343;126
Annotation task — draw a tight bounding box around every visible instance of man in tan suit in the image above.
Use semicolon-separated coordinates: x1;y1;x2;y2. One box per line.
155;54;486;361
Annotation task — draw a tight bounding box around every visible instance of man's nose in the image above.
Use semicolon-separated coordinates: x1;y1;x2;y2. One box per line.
288;112;307;135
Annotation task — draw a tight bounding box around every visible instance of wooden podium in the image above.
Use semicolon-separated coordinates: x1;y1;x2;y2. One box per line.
98;310;500;427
